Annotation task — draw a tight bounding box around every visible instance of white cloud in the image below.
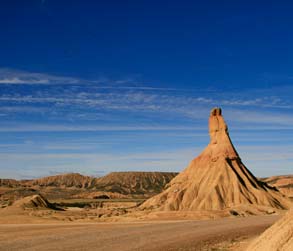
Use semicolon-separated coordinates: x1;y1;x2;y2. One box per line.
1;68;293;179
0;68;82;84
0;68;175;88
0;77;49;84
1;85;293;129
0;124;201;132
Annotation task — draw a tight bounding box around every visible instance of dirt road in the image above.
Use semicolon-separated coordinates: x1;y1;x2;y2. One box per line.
0;215;280;251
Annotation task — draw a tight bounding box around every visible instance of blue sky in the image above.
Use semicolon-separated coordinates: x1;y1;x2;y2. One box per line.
0;0;292;179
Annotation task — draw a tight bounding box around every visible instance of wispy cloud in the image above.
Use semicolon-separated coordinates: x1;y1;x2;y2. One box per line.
1;79;293;129
0;86;290;109
0;124;201;132
1;69;293;178
0;68;177;89
0;68;84;84
0;77;49;84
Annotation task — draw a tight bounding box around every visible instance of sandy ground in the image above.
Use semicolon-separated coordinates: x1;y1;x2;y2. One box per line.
0;215;279;251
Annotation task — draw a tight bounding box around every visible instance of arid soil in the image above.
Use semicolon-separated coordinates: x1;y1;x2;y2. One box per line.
0;215;280;251
247;210;293;251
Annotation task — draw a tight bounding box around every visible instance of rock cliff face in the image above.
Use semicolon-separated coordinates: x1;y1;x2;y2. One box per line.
141;108;289;211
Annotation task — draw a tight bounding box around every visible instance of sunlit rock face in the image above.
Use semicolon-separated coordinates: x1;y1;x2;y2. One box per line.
247;209;293;251
140;108;290;212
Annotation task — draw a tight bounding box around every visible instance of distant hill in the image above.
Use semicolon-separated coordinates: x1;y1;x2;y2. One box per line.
25;173;96;189
261;175;293;199
0;179;21;187
0;172;178;198
95;172;178;195
1;171;292;200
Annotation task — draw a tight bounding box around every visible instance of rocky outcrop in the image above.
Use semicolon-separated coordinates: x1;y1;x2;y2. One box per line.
11;194;54;210
247;209;293;251
140;108;290;211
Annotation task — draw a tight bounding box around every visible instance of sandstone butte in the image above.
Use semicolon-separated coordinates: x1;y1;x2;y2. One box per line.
140;108;290;211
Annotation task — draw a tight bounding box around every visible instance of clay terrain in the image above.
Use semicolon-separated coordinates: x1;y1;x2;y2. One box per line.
0;108;292;251
261;175;293;199
0;215;282;251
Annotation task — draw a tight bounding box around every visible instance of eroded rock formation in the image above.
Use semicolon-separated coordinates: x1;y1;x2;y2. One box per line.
141;108;290;211
247;209;293;251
